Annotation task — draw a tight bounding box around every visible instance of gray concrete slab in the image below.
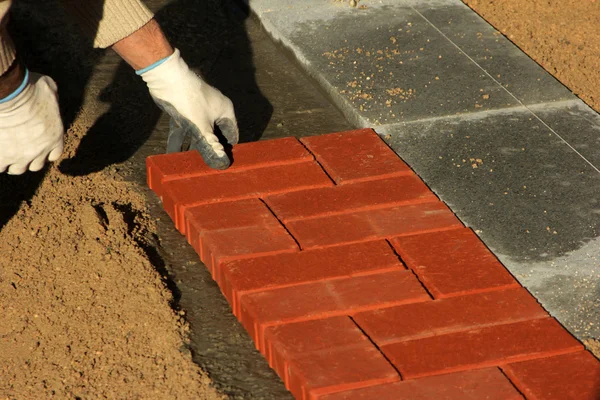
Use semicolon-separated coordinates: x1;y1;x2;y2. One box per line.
529;100;600;171
249;1;521;126
382;110;600;340
410;1;574;105
246;0;578;127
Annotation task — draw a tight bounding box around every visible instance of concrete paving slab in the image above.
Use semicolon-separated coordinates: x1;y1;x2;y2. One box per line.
382;109;600;340
528;100;600;171
249;1;521;126
245;0;577;127
410;1;574;105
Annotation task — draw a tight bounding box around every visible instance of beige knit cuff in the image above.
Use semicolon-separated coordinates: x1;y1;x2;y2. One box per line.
0;1;15;76
64;0;154;49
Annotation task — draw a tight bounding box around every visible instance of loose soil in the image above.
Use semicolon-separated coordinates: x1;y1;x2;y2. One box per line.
586;339;600;359
462;0;600;112
0;110;223;399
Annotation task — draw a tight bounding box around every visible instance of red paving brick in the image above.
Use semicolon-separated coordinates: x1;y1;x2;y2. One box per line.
264;175;437;222
287;202;463;249
184;198;277;254
146;137;313;198
502;351;600;400
320;368;524;400
263;316;399;399
300;129;412;184
238;270;430;350
263;317;368;369
382;318;583;379
353;288;548;344
200;225;298;278
184;198;274;233
162;161;333;232
146;129;595;400
390;228;519;298
183;198;299;276
219;240;404;314
287;345;399;400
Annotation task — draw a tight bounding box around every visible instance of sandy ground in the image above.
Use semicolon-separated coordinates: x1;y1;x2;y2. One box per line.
0;109;224;398
0;2;226;396
586;339;600;358
462;0;600;113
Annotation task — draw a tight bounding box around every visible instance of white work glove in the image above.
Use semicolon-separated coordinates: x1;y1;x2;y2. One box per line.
0;71;64;175
139;49;239;170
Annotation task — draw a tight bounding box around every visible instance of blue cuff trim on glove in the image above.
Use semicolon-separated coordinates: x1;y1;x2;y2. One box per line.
135;54;172;75
0;68;29;104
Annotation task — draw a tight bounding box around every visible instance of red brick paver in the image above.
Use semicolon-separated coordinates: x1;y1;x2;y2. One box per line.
286;202;463;249
146;129;600;399
391;228;520;298
300;129;412;184
382;318;583;379
319;368;524;400
147;137;313;198
353;287;548;344
264;175;436;222
264;317;399;399
239;269;429;350
219;240;403;314
502;351;600;400
183;198;298;277
162;161;332;232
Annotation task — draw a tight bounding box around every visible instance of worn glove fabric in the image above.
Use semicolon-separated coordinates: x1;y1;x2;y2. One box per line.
0;71;64;175
138;48;239;170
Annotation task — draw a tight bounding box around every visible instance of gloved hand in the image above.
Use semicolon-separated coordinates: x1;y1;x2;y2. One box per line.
139;49;239;170
0;71;64;175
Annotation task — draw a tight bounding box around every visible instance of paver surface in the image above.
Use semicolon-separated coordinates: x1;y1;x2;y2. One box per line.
147;129;600;399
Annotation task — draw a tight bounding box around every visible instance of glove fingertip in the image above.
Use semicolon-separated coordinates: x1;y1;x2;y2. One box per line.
48;145;64;162
7;164;27;175
216;118;240;145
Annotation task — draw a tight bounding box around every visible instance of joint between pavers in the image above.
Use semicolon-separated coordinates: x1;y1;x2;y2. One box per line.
233;266;405;314
434;282;522;300
384;238;434;298
258;197;304;250
250;295;433;350
310;374;400;399
275;196;440;224
496;365;529;399
376;315;552;348
403;345;583;381
496;346;586;373
348;315;404;380
374;100;580;135
295;138;338;186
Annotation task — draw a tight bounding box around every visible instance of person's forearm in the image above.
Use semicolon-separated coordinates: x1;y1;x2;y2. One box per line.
0;0;19;97
112;19;173;71
0;59;24;99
